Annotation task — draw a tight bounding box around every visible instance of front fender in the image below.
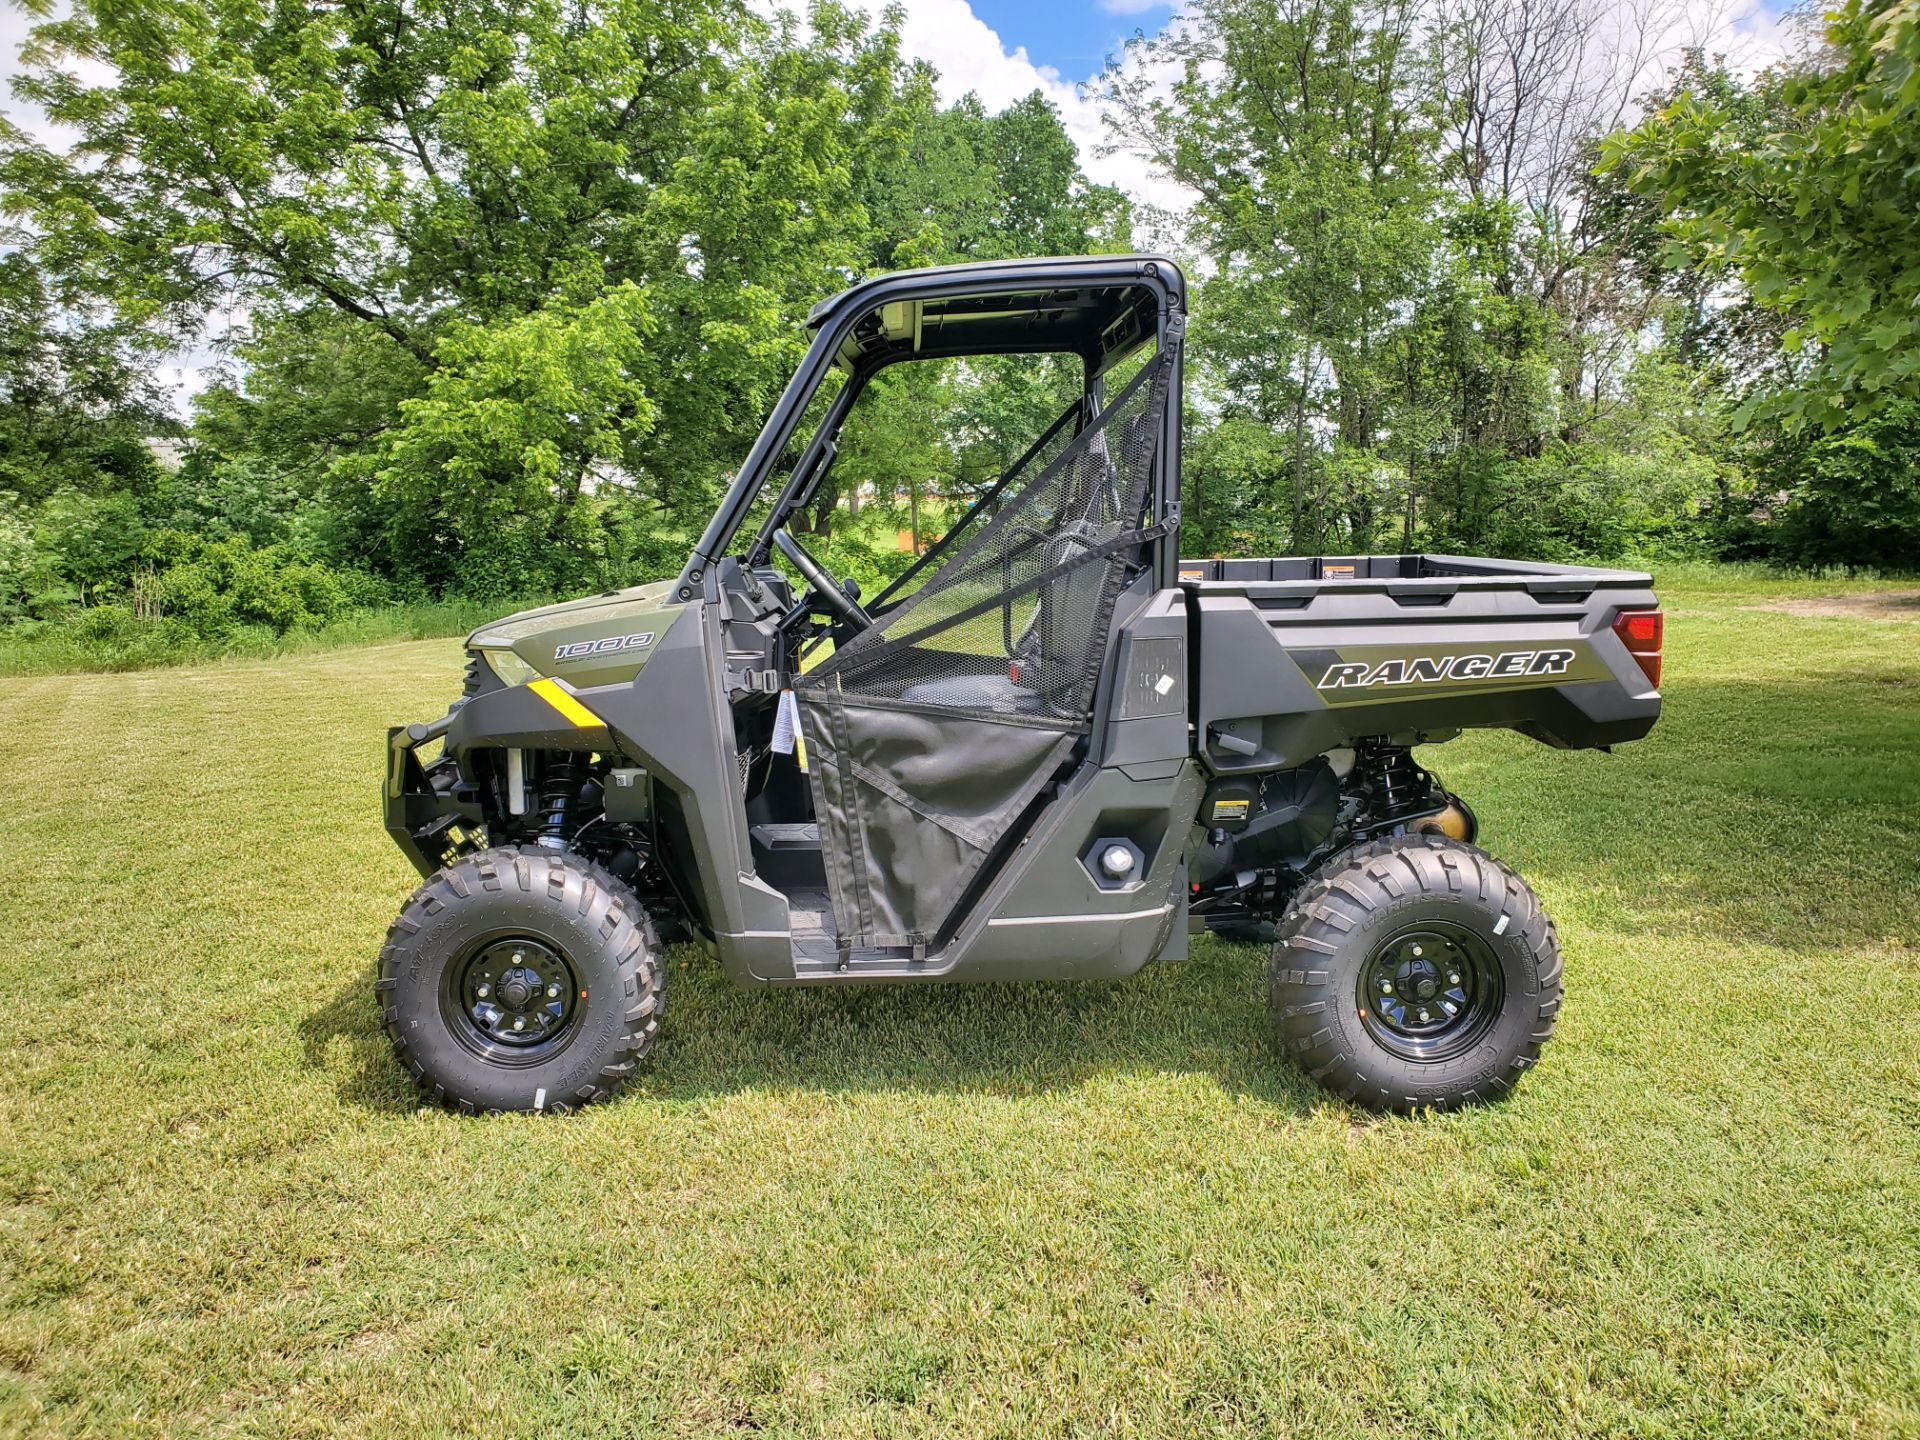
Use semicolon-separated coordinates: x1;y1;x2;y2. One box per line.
384;715;482;878
416;603;793;981
445;679;615;759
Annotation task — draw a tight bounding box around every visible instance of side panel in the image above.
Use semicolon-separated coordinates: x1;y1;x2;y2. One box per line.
956;762;1202;980
1190;572;1661;772
929;587;1199;982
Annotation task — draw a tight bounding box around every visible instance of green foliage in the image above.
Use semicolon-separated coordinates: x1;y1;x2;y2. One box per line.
162;454;316;551
1741;401;1920;568
372;284;660;596
1107;0;1715;560
1179;416;1294;557
1109;0;1440;547
0;496;35;616
0;0;1911;668
0;247;173;505
1601;1;1920;429
32;489;150;594
0;593;529;675
138;533;364;637
1;0;926;583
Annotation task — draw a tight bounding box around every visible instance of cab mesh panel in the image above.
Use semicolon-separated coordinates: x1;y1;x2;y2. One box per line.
799;351;1171;728
870;391;1084;611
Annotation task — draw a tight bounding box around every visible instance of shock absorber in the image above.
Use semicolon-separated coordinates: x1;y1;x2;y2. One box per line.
534;755;587;846
1357;742;1434;823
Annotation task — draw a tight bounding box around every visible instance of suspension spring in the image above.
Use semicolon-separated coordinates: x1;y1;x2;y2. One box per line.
535;755;588;844
1358;743;1432;821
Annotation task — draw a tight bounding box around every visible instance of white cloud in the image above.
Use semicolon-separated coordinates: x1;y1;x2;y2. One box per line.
1704;0;1796;75
834;0;1198;229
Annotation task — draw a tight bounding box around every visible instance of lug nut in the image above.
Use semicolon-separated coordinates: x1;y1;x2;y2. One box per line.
1447;972;1460;985
547;985;560;999
1381;980;1393;994
477;984;490;998
1411;945;1423;957
1417;1008;1430;1022
513;1017;526;1032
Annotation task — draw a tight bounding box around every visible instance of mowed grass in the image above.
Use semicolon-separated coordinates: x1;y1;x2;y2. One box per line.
1;578;1917;1439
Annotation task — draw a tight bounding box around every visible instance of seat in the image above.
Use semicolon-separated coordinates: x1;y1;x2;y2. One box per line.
897;672;1042;714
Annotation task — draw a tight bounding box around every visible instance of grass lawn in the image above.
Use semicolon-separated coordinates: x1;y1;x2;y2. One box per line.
1;572;1916;1439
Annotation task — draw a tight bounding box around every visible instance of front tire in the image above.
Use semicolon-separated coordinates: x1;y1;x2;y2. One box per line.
1268;835;1562;1112
376;846;664;1113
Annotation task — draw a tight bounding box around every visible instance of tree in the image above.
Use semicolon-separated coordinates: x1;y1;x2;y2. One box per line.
819;88;1127;549
0;246;172;504
1601;0;1920;429
3;0;923;587
1106;0;1441;550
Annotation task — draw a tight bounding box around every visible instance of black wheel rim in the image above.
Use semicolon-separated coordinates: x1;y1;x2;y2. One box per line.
1355;921;1504;1062
441;933;584;1068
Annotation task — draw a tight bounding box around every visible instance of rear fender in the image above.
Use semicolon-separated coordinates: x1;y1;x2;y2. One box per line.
1191;586;1661;772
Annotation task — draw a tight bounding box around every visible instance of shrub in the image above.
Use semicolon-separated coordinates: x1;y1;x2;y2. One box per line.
71;603;137;641
140;533;388;638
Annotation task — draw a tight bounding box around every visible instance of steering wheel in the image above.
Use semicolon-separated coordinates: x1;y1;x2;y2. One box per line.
772;529;874;631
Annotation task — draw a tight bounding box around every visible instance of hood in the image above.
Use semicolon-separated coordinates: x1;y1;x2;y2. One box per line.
468;580;685;689
467;580;678;647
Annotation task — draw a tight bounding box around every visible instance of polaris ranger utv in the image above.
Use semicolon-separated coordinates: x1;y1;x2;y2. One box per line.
380;255;1663;1114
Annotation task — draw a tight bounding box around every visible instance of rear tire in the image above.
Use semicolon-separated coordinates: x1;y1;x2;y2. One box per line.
1268;834;1562;1113
376;846;664;1113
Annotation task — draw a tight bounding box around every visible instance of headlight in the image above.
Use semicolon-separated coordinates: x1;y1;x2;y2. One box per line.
476;645;540;687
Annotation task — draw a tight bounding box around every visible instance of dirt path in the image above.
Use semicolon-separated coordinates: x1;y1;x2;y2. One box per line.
1740;588;1920;620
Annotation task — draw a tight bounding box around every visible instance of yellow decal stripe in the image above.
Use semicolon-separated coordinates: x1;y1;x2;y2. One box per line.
528;677;604;729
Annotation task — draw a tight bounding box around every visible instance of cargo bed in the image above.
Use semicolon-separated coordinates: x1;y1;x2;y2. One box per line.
1177;553;1663;772
1178;551;1654;592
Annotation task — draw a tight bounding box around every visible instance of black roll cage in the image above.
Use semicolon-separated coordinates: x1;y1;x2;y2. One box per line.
671;255;1188;604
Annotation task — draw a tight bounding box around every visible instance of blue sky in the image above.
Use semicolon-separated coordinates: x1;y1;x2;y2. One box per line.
963;0;1176;81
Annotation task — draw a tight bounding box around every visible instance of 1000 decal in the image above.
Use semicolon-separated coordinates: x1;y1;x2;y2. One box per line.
554;631;655;661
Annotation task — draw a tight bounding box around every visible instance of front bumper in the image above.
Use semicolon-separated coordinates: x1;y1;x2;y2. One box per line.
385;713;482;878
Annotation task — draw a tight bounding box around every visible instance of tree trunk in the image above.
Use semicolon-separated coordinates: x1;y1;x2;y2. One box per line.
1290;347;1312;552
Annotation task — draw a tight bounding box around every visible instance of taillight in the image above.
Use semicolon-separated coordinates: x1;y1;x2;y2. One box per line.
1612;608;1663;688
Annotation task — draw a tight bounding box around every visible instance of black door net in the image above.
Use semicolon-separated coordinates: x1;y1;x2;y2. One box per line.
865;387;1084;613
795;345;1177;952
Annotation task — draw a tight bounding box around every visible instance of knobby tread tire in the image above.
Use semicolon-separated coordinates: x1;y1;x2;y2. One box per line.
376;845;664;1114
1267;833;1563;1114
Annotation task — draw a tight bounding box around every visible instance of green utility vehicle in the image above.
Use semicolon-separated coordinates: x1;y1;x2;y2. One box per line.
380;255;1664;1114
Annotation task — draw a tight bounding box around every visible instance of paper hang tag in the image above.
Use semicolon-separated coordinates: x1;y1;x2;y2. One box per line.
772;689;800;754
773;689;808;769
